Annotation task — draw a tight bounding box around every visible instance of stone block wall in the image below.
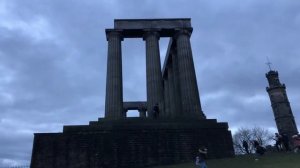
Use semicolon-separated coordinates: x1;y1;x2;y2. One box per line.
30;119;234;168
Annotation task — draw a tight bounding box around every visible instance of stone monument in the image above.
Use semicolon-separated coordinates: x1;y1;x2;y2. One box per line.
266;68;298;138
30;18;234;168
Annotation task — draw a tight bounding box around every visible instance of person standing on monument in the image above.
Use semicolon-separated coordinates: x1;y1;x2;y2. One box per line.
152;103;159;119
282;133;291;151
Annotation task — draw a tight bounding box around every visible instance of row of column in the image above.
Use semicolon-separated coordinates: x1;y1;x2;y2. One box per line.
105;28;205;120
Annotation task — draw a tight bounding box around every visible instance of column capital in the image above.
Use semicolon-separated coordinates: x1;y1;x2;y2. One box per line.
105;29;124;41
143;29;161;40
173;28;193;39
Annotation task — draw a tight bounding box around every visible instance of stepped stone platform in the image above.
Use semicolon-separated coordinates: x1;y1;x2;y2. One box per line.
30;118;234;168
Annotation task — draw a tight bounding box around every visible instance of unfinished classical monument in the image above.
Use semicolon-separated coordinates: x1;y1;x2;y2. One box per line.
30;18;234;168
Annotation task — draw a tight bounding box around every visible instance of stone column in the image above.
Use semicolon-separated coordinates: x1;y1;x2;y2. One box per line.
105;30;123;120
171;51;183;118
174;28;205;119
163;77;170;118
167;64;176;117
123;109;127;118
143;29;164;118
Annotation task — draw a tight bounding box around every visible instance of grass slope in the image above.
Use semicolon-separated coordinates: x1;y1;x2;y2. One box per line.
152;153;300;168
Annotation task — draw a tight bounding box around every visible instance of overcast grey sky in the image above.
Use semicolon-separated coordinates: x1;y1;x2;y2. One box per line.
1;0;300;166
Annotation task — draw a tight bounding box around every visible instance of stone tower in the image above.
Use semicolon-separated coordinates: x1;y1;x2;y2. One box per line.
266;70;298;137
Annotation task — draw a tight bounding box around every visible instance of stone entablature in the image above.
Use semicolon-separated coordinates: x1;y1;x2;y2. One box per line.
112;18;192;38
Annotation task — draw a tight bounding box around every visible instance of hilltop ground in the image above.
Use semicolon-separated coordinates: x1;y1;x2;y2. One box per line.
152;152;300;168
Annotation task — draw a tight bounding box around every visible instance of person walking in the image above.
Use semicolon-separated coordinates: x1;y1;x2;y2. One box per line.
195;147;208;168
195;156;201;168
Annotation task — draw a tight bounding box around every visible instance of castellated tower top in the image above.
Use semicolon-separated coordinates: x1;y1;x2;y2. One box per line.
266;70;285;90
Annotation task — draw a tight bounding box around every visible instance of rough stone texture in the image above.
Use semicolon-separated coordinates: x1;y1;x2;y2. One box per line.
123;101;147;118
115;18;191;30
105;30;123;120
31;119;234;168
144;30;164;118
174;29;205;119
113;18;192;38
171;50;183;117
163;78;170;117
266;70;299;138
167;64;176;117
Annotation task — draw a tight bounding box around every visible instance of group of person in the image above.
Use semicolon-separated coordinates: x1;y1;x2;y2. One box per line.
274;133;290;151
242;140;266;155
193;134;300;168
274;133;300;153
275;133;300;153
241;133;300;155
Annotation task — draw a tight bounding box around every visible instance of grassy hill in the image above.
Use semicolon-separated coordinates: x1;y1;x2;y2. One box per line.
152;152;300;168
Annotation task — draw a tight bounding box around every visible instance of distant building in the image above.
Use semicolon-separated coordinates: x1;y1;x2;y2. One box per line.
266;70;298;137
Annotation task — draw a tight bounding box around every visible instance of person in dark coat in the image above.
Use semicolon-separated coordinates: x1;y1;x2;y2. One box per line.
253;140;265;155
152;103;159;119
242;140;250;154
282;133;291;151
274;133;283;151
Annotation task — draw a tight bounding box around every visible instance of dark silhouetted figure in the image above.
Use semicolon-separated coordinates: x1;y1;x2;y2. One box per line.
253;140;259;148
242;140;249;154
152;103;159;119
274;133;283;151
253;140;265;155
282;133;291;151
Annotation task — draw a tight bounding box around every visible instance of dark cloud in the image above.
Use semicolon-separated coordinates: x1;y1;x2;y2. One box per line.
0;0;300;166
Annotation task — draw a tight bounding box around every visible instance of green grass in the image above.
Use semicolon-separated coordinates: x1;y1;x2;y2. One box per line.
151;153;300;168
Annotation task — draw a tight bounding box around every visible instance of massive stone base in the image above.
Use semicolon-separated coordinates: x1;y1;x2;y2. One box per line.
30;118;234;168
